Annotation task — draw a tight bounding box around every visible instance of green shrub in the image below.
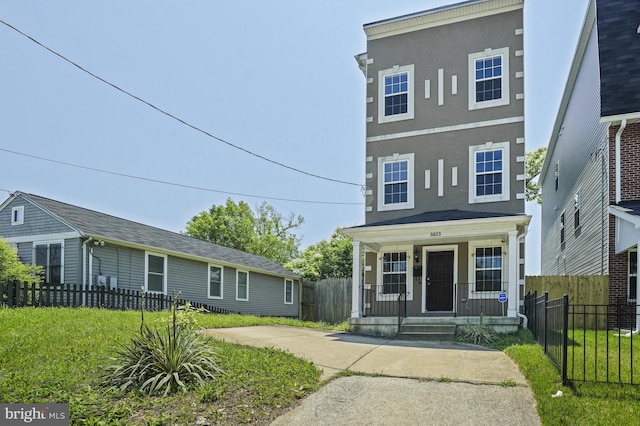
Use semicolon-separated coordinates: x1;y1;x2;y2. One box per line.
455;315;498;345
103;295;223;396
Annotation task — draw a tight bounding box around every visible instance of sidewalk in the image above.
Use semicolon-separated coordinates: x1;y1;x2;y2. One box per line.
203;326;541;425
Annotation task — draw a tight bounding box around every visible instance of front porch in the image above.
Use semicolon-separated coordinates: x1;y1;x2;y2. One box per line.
340;210;531;339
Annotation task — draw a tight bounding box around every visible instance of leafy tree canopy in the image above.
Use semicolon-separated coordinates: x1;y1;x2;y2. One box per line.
286;229;352;282
184;199;303;265
525;147;547;204
0;238;42;283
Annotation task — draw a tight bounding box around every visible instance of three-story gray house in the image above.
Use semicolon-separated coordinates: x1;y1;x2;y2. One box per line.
341;0;530;336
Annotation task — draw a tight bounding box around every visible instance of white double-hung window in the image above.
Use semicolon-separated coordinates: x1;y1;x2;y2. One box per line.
468;48;509;110
378;64;414;123
378;153;414;211
468;142;510;204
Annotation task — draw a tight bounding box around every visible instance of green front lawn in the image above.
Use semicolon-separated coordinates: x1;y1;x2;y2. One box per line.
0;307;338;425
495;329;640;425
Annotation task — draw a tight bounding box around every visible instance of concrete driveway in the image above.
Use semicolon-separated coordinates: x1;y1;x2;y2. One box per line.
203;326;541;425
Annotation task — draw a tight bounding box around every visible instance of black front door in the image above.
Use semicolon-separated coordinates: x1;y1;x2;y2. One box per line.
426;251;454;311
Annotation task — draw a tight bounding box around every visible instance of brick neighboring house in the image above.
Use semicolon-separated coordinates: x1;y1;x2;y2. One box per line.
540;0;640;326
340;0;530;336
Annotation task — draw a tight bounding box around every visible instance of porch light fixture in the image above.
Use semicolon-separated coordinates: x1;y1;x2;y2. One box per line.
414;248;420;263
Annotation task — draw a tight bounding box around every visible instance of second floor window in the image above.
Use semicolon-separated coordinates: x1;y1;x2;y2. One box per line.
476;149;503;197
469;142;509;204
378;153;414;211
574;192;581;229
560;213;565;245
384;160;408;204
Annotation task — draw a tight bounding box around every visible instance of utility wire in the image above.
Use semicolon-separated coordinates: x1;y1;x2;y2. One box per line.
0;18;364;188
0;148;363;205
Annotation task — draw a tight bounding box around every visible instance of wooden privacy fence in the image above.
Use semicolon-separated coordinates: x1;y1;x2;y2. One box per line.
526;275;609;305
0;281;234;314
301;278;352;324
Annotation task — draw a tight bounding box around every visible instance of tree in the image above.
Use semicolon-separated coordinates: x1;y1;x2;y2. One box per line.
0;237;42;283
287;230;352;282
525;147;547;204
184;199;304;265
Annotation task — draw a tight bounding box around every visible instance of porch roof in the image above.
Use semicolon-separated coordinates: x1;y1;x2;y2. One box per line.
349;209;526;228
610;201;640;253
340;209;530;249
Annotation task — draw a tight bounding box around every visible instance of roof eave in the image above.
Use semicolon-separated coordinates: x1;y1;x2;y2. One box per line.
363;0;523;40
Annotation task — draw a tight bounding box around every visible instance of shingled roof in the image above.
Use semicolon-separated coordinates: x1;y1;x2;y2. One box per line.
597;0;640;118
15;192;298;278
348;209;526;229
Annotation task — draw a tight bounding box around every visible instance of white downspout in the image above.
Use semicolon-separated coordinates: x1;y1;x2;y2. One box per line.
82;238;92;305
615;119;627;204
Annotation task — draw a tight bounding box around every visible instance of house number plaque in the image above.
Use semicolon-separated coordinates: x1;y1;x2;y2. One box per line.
430;232;441;237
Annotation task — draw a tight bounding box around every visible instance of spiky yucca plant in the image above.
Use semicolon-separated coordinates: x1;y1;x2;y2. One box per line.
103;293;223;396
455;314;498;346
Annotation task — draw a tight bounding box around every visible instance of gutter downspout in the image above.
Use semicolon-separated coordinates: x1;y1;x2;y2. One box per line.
615;119;627;204
82;238;93;305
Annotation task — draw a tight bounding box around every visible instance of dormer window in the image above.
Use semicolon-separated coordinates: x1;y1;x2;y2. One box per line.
11;206;24;226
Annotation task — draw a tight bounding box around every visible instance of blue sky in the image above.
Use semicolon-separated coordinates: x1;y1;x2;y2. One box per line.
0;0;589;274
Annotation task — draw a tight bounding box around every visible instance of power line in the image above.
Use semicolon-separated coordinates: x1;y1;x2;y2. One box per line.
0;18;364;188
0;148;363;206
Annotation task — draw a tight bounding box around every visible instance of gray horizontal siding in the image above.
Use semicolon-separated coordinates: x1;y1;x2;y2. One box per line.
541;26;609;275
0;196;75;238
63;238;82;285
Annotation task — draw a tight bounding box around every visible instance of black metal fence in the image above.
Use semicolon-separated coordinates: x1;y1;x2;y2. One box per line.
525;291;639;385
0;280;234;314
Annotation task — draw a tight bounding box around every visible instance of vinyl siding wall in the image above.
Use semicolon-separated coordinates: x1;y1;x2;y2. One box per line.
541;26;609;275
0;196;75;238
85;244;298;316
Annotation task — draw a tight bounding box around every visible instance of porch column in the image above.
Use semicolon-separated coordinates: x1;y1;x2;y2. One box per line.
507;230;518;318
351;240;363;318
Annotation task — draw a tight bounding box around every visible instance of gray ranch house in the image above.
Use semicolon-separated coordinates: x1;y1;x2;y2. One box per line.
0;191;300;317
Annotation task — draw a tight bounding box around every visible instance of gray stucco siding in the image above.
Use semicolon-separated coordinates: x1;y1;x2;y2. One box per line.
365;9;524;138
365;121;525;224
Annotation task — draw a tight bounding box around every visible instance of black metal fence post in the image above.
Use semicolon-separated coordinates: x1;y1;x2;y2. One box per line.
562;294;569;385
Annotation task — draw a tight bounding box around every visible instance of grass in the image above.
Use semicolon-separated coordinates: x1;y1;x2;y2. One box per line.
0;307;342;425
492;328;640;425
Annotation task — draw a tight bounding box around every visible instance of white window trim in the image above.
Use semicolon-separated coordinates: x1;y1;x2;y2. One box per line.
208;264;224;300
11;206;24;226
378;64;415;124
236;270;249;301
574;191;581;230
376;246;413;302
378;153;415;212
144;251;167;295
629;249;637;303
468;47;510;110
32;240;65;285
284;279;294;305
468;142;510;204
468;240;505;300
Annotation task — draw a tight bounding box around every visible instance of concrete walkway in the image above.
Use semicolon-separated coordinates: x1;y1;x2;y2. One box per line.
203;326;541;425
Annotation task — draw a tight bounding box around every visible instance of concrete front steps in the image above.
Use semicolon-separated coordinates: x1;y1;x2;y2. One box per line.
349;316;521;339
396;322;457;341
